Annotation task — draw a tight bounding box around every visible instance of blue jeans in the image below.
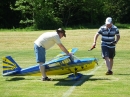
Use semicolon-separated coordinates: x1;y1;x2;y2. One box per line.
34;44;46;63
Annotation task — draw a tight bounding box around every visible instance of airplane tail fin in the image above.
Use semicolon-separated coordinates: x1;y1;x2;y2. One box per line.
2;56;21;76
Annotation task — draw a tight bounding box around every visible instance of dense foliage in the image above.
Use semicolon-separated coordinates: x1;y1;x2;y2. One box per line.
0;0;130;29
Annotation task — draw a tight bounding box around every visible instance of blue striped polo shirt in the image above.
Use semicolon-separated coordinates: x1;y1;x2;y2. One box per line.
97;24;119;48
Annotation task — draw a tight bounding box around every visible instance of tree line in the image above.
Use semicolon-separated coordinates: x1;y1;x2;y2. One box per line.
0;0;130;29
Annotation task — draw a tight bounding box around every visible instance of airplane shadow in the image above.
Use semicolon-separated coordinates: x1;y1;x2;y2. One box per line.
5;77;25;81
54;74;110;86
4;74;110;84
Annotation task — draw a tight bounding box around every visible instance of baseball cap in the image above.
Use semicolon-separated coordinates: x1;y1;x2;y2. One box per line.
105;17;112;24
56;28;66;37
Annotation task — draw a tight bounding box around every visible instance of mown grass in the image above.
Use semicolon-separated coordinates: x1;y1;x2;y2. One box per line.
0;29;130;97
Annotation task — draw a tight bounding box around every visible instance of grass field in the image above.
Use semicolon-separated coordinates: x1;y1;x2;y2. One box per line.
0;29;130;97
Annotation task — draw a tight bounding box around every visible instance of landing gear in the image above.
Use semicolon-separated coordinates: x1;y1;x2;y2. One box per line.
66;73;82;81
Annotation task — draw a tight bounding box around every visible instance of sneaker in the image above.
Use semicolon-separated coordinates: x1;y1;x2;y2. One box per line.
106;70;113;75
42;77;53;81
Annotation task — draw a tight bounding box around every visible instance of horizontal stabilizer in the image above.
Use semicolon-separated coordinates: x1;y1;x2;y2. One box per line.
2;56;21;76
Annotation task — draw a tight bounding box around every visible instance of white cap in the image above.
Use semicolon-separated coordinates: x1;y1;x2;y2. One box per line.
105;17;112;24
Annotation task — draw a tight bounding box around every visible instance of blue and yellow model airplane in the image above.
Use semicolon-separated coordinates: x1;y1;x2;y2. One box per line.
2;48;98;80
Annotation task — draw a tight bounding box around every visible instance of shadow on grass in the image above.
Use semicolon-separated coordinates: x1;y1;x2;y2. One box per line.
54;75;110;86
116;74;130;75
5;77;25;81
4;74;110;84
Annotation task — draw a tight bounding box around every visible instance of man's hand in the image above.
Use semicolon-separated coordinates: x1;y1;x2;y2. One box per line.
88;43;96;51
110;41;117;45
67;53;74;61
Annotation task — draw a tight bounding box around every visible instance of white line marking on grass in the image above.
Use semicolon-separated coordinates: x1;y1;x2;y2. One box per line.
62;61;104;97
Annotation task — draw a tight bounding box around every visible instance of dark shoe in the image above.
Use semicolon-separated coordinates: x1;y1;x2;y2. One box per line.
106;70;113;75
42;77;53;81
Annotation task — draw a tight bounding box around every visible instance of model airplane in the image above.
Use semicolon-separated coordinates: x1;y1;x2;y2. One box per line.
2;48;98;80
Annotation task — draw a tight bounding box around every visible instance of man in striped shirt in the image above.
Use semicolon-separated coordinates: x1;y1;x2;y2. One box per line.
92;17;120;75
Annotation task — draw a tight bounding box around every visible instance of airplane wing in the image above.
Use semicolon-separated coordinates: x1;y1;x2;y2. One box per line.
43;48;77;66
43;55;70;66
61;48;78;54
56;48;78;57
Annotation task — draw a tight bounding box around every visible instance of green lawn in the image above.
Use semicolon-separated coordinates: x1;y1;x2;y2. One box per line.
0;29;130;97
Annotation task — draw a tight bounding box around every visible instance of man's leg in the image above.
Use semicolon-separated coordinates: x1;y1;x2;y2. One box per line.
102;46;113;75
104;57;111;71
109;58;113;70
34;44;51;81
109;48;115;71
39;62;46;78
39;63;52;81
104;57;113;75
106;47;115;74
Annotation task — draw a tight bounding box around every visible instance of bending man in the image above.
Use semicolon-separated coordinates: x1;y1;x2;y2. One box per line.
34;28;73;81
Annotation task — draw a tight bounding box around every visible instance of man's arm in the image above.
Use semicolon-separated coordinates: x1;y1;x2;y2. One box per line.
57;43;74;61
115;35;120;43
93;33;99;47
88;33;99;51
57;43;70;55
112;34;120;45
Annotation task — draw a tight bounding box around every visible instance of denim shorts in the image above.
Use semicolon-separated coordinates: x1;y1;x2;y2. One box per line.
34;44;46;63
101;46;115;59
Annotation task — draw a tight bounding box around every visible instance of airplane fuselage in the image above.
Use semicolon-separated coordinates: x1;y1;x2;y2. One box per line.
3;58;97;76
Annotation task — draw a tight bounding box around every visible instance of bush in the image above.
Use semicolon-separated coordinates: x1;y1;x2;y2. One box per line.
34;14;62;30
